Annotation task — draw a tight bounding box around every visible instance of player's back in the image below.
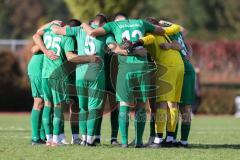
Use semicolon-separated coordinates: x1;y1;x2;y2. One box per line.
103;19;155;66
76;24;106;81
109;19;147;44
145;34;183;66
42;29;72;79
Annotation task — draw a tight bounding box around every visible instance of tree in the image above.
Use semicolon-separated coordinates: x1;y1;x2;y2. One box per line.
64;0;154;21
0;0;70;39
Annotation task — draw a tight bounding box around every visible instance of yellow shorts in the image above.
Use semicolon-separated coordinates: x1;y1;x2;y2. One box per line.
155;63;184;103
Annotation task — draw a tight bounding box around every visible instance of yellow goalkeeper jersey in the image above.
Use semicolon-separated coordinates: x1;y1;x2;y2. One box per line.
142;33;184;102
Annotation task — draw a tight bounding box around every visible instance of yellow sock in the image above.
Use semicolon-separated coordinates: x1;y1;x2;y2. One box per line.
155;108;167;134
167;108;179;133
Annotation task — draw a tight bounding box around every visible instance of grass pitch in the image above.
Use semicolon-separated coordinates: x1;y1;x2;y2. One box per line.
0;113;239;160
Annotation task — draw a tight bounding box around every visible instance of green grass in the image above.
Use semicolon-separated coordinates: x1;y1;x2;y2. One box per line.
0;114;240;160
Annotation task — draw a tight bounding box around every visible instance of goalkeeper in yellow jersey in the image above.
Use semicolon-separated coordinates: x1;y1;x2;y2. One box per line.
128;17;184;147
159;20;196;148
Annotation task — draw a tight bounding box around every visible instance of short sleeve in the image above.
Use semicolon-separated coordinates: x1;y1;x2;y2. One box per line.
66;26;81;36
103;22;113;34
105;34;115;45
64;37;75;53
142;20;155;33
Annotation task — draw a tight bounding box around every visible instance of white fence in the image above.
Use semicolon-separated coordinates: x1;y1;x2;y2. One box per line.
0;39;29;52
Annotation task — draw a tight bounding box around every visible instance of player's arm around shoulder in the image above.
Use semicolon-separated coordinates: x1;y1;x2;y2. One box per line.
66;52;101;64
89;21;114;37
64;37;100;64
32;25;58;60
142;19;165;36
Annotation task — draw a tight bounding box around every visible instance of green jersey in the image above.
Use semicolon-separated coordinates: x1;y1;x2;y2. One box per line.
66;24;114;81
169;32;188;57
28;51;44;76
103;19;155;65
42;26;75;79
169;32;194;72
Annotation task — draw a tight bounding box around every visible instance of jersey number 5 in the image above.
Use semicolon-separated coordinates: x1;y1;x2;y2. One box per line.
84;35;96;55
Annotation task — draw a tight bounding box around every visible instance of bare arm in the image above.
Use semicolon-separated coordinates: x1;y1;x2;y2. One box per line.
108;43;128;56
171;41;182;51
31;45;40;54
66;52;101;64
153;25;165;36
90;27;106;37
37;20;62;33
160;41;182;51
81;23;94;35
32;31;58;60
108;43;147;57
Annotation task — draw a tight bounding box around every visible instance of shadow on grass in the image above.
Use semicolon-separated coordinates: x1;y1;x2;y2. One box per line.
189;144;240;149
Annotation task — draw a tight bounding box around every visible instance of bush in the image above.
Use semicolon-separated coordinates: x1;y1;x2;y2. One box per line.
0;50;32;111
198;87;236;115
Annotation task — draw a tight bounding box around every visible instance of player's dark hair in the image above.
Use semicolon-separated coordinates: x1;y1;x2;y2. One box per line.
113;12;128;20
94;13;108;24
67;19;81;27
145;17;159;25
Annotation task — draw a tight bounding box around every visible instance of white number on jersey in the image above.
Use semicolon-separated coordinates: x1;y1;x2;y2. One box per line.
177;36;188;56
84;35;96;55
122;30;143;41
43;35;62;56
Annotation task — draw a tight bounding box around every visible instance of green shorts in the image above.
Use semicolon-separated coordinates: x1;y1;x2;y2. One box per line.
180;61;196;106
116;64;150;103
42;78;67;105
77;79;105;111
29;76;43;98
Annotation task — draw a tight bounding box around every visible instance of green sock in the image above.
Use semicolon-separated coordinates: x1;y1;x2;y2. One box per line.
135;107;146;145
42;106;52;135
95;117;102;138
87;109;100;136
53;107;62;135
60;112;64;134
71;114;79;135
31;108;41;141
111;108;119;139
79;110;87;136
150;111;155;137
40;123;46;140
181;122;191;141
39;108;45;140
173;122;179;140
119;106;129;145
71;122;79;135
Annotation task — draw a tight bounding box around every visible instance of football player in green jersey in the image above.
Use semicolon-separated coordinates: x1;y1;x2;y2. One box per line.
28;45;46;145
65;19;82;145
84;12;165;148
51;14;131;146
93;49;119;145
160;20;195;147
33;21;100;147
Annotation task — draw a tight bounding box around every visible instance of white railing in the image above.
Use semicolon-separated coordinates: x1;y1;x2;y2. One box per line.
0;39;29;52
